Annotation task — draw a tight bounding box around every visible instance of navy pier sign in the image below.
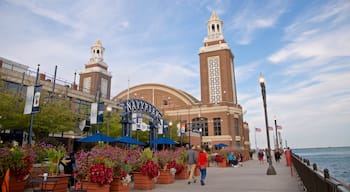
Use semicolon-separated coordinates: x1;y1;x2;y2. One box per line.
122;99;163;122
120;99;163;150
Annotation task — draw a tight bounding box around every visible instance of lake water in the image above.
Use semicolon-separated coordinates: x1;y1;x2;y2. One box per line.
293;146;350;185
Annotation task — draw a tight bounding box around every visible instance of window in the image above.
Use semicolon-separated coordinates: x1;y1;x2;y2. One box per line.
83;77;91;93
191;117;208;136
208;56;221;104
101;78;108;98
214;118;221;135
234;118;239;135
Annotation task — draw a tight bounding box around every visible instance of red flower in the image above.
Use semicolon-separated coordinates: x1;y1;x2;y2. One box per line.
140;160;159;179
88;163;113;185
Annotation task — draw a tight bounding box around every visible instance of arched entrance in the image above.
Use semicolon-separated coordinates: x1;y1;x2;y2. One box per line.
119;98;163;149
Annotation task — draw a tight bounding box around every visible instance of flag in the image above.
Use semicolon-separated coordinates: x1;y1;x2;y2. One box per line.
268;126;273;131
32;85;42;112
255;128;261;132
24;86;34;114
90;103;98;124
97;102;104;124
277;125;282;130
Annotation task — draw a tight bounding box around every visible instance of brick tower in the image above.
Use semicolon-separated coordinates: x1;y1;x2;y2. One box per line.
199;12;237;106
79;40;112;99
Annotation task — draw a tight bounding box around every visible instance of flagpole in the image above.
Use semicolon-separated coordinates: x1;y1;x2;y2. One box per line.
28;64;40;147
255;128;257;150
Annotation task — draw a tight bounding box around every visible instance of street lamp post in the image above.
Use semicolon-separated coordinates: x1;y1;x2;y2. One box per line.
107;106;112;137
199;128;203;147
274;116;279;150
259;74;276;175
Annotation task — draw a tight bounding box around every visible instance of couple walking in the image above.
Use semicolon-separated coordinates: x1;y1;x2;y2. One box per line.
186;145;208;186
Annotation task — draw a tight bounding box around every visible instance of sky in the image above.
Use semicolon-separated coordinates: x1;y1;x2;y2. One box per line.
1;0;349;149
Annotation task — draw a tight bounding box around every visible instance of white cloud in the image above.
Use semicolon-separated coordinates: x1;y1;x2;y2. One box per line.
228;1;288;45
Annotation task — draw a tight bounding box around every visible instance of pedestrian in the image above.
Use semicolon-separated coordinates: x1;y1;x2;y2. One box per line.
258;149;264;165
274;149;281;163
197;146;208;186
228;152;235;167
186;145;198;184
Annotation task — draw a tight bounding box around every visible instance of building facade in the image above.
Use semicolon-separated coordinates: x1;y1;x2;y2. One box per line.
0;13;250;150
113;13;250;150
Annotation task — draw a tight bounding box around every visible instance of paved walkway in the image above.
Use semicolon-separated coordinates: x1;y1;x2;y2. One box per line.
132;158;304;192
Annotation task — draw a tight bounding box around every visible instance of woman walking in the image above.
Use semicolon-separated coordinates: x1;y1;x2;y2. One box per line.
197;146;208;186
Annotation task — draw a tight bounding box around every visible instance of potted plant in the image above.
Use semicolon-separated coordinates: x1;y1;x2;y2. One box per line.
173;148;188;179
110;147;132;192
217;149;230;167
40;144;71;192
44;145;66;176
155;150;176;184
75;144;114;192
130;148;159;190
0;145;34;192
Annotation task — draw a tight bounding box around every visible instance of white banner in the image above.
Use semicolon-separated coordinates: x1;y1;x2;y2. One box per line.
140;122;149;132
158;119;163;134
90;103;98;124
24;86;34;114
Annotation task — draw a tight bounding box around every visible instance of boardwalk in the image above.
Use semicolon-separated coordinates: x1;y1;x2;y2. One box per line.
132;158;304;192
24;158;304;192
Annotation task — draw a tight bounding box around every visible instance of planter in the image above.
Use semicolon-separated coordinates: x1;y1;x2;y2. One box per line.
9;175;27;192
110;177;130;192
218;161;227;167
157;170;174;184
133;172;155;190
40;174;70;192
175;169;189;180
82;181;110;192
2;170;28;192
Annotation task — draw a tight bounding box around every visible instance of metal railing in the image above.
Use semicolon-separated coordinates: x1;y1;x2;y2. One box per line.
292;153;350;192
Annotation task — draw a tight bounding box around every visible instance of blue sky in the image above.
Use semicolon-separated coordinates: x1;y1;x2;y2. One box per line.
1;0;349;149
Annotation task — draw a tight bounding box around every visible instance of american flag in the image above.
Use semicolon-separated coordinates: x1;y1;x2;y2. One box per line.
255;128;262;132
277;125;282;130
268;126;273;131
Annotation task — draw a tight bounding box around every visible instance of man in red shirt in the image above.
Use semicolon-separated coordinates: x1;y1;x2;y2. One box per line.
197;146;208;186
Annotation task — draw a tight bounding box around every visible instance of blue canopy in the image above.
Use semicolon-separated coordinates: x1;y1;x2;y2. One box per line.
77;133;116;143
150;137;177;145
114;136;144;145
215;143;228;148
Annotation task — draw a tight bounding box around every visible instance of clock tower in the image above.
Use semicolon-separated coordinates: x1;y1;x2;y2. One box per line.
199;12;237;106
79;40;112;99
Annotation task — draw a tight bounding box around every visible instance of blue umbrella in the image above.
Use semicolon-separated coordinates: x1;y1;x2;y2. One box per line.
114;136;144;145
77;133;116;143
150;137;177;145
215;143;228;148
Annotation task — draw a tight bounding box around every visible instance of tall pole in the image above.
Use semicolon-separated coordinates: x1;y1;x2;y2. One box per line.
274;116;279;150
107;106;112;136
28;64;40;147
254;129;257;149
188;107;191;146
259;74;276;175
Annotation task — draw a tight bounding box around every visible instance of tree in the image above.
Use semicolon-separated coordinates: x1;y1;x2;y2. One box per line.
0;90;29;131
34;95;78;137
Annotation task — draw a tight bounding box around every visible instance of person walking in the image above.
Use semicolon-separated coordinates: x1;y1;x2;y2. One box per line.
228;152;235;167
258;149;264;165
197;146;208;186
186;145;198;184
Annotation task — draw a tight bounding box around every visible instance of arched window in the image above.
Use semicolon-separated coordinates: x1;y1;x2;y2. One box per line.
217;24;220;32
212;24;215;32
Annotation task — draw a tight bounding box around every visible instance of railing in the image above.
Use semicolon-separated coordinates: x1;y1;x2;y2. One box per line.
292;153;350;192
